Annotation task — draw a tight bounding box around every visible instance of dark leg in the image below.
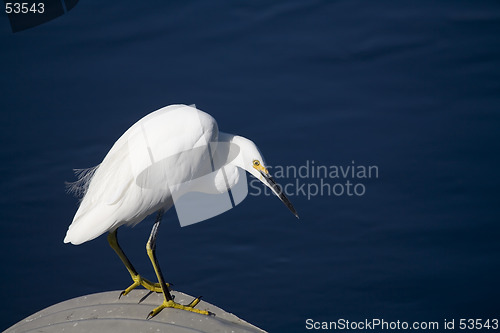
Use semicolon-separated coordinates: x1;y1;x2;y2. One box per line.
146;210;173;301
146;210;209;318
107;228;163;296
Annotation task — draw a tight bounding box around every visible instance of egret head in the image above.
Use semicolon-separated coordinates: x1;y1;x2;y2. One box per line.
231;135;299;218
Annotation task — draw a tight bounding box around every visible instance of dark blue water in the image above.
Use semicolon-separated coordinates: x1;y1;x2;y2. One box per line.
1;1;500;332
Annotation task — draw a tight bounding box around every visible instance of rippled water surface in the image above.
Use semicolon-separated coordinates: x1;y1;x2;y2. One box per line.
1;1;500;332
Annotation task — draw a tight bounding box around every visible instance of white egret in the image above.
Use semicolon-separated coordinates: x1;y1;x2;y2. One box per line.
64;104;298;318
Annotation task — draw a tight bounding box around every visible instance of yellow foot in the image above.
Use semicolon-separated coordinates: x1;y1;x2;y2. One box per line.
147;297;211;318
120;274;171;297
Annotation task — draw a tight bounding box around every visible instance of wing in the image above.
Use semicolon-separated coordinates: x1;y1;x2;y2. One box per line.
64;105;218;245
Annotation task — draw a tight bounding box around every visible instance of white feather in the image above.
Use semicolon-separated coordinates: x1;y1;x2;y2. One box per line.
64;104;277;245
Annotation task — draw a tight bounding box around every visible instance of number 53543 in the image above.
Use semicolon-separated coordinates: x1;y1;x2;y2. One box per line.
5;2;45;14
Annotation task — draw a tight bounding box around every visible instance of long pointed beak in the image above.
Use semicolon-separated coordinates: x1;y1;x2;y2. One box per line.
260;171;299;219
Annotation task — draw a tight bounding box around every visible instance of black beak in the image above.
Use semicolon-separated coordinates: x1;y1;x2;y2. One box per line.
261;171;299;219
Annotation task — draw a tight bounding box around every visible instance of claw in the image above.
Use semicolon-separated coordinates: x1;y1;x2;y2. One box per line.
146;300;210;319
119;274;171;298
187;296;202;308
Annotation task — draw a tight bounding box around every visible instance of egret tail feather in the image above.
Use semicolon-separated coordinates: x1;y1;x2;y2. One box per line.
65;165;100;198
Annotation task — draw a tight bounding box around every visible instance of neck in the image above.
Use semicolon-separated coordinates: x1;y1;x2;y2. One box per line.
215;132;245;169
217;131;236;142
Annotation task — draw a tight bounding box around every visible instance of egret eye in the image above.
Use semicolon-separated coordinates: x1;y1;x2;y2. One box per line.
253;160;260;167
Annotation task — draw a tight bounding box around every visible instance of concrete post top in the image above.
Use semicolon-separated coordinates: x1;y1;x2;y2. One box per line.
5;290;267;333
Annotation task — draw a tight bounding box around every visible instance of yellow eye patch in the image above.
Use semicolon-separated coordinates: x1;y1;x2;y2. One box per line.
252;160;268;174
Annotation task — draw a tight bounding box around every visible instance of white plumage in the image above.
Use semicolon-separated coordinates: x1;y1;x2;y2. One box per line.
65;104;297;245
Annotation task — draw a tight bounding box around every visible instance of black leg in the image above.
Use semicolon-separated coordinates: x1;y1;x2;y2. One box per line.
108;229;138;276
146;209;174;302
146;210;209;318
108;228;163;296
